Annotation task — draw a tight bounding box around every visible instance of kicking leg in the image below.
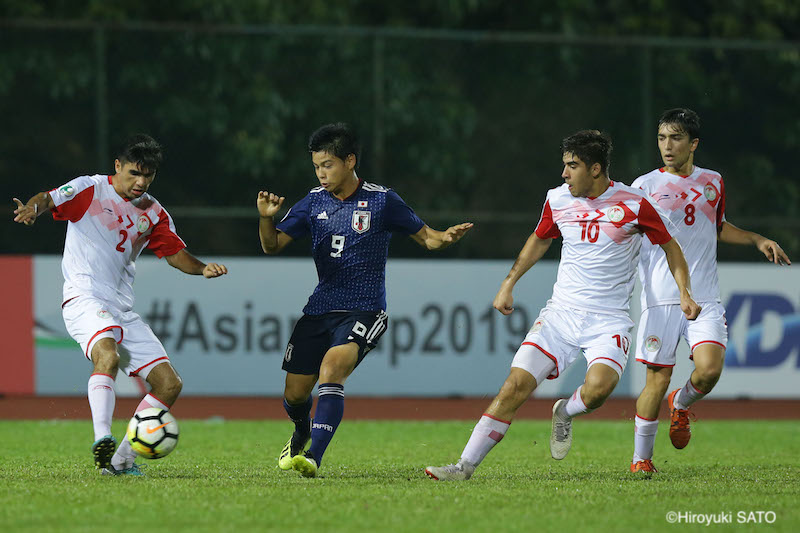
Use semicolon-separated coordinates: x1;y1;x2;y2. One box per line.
292;343;359;477
426;347;555;481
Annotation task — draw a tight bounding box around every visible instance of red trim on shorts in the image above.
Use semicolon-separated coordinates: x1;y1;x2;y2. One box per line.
147;392;172;409
61;296;79;308
90;372;115;380
483;413;511;425
690;340;726;352
521;342;560;379
635;358;675;368
635;413;658;422
85;326;123;359
130;356;169;377
588;356;624;373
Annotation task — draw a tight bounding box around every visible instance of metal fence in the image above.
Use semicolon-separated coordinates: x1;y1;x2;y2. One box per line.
2;20;799;260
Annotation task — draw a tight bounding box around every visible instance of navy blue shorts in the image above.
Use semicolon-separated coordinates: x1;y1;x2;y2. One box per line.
282;310;389;375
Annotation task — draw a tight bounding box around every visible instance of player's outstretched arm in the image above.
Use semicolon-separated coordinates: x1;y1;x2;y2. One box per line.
165;249;228;278
493;232;552;316
257;190;293;254
659;238;701;320
12;192;55;226
410;222;474;250
718;221;791;266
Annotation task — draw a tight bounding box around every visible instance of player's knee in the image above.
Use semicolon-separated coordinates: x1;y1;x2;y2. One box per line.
694;365;722;389
167;374;183;398
91;346;119;373
497;378;530;407
582;379;615;408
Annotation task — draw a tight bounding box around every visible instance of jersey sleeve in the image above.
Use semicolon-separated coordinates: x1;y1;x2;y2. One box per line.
49;175;97;222
275;194;311;239
146;207;187;258
637;197;674;245
534;198;561;239
384;190;425;235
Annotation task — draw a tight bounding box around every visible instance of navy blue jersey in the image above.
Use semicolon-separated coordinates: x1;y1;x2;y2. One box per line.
276;180;425;314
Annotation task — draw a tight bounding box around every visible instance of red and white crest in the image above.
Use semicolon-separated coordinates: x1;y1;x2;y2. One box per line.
352;210;371;233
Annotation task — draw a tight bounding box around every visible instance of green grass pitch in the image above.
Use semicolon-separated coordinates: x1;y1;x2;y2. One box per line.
1;419;798;532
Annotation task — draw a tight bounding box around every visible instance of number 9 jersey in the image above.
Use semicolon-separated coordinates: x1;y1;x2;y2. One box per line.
276;179;425;315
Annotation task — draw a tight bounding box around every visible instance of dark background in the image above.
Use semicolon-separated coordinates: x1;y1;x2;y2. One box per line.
2;1;798;261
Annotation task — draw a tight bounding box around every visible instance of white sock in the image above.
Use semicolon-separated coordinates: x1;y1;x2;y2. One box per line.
460;414;511;467
88;374;115;441
674;380;707;410
561;386;592;418
111;394;172;469
632;415;659;463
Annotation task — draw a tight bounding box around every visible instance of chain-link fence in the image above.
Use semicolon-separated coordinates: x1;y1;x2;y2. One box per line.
3;20;799;260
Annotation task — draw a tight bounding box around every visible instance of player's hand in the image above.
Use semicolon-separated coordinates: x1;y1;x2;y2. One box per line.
12;198;37;226
680;294;701;320
493;285;515;315
443;222;474;243
203;263;228;278
756;237;791;266
257;191;285;218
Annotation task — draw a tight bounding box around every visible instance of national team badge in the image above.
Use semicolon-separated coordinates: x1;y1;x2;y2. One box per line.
704;184;718;201
607;205;624;223
531;318;544;333
352;210;371;233
59;185;75;197
358;200;368;207
136;215;151;233
645;335;661;352
97;310;111;319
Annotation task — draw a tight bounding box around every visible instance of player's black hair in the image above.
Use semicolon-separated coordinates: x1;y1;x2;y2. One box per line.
658;108;700;140
308;123;361;168
560;130;613;175
117;134;163;173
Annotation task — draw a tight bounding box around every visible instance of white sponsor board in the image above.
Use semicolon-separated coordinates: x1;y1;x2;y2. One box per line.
34;257;800;398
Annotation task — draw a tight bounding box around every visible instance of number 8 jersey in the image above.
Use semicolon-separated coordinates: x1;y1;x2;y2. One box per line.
534;181;675;314
50;174;186;311
276;179;425;315
632;166;726;307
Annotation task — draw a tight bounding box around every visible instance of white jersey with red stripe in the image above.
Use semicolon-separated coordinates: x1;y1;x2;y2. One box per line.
49;174;186;310
632;166;726;307
534;181;675;314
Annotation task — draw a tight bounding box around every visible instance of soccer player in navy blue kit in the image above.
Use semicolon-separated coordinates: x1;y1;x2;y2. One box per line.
257;123;472;477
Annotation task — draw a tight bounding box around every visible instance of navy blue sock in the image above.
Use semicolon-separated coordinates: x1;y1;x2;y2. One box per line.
307;383;344;466
283;395;313;439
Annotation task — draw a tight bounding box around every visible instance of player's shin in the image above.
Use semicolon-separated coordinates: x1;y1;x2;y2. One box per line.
88;373;115;440
673;380;707;410
460;414;511;468
284;395;313;439
307;383;344;466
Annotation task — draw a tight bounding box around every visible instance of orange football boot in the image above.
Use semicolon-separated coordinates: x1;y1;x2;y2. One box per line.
630;459;658;473
667;389;691;449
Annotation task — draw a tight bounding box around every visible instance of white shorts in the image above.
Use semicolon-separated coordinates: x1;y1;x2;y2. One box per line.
62;296;170;379
511;302;633;380
635;302;728;367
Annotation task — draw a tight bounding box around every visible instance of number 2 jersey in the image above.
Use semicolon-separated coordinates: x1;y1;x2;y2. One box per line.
49;175;186;311
277;179;425;315
632;166;726;307
534;181;675;314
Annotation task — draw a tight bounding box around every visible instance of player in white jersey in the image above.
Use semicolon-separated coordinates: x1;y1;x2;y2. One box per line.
629;109;790;473
12;134;228;475
426;130;700;481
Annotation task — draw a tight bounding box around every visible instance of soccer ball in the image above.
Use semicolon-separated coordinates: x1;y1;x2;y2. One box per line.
126;408;179;459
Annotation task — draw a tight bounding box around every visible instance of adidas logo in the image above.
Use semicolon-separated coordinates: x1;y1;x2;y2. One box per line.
316;211;328;220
